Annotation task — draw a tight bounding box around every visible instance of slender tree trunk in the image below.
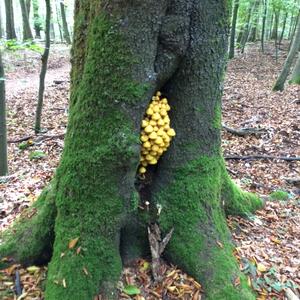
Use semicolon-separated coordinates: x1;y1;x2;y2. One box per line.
288;12;300;52
55;0;63;42
240;4;253;53
59;1;71;44
273;15;300;91
0;4;3;38
274;11;279;62
20;0;33;40
271;11;280;40
1;1;262;299
0;50;8;176
261;0;268;52
279;12;288;44
50;19;55;40
248;0;260;42
268;13;274;39
32;0;42;38
34;0;50;133
290;52;300;84
4;0;16;39
229;0;239;59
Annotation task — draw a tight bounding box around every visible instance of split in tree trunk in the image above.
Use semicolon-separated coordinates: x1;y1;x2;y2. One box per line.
34;0;51;133
1;1;263;299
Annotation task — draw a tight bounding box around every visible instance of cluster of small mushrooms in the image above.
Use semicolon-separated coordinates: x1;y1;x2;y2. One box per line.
139;91;176;175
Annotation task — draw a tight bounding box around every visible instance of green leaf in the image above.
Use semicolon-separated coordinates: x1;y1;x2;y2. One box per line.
123;285;141;296
271;282;283;292
29;150;46;160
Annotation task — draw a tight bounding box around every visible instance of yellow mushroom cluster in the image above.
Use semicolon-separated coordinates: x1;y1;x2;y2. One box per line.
139;91;176;174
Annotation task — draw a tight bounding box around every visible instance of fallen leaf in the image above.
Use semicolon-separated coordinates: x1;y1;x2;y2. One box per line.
68;237;79;249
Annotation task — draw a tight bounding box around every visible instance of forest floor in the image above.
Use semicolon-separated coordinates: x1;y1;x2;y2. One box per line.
0;42;299;300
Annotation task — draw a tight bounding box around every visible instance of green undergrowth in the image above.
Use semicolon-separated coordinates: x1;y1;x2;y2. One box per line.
0;185;56;266
270;190;289;201
154;155;259;299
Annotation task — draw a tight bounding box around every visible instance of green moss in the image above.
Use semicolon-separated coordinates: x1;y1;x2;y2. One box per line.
222;170;263;216
289;76;300;85
0;184;56;266
44;14;147;299
154;156;257;299
213;104;222;129
270;190;289;201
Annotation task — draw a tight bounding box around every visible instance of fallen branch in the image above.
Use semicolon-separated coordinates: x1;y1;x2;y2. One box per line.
224;155;300;161
222;123;266;137
148;224;174;282
8;133;65;144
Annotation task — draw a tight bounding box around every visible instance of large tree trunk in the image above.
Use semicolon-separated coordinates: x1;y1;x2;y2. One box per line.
0;4;3;38
59;1;71;44
20;0;33;40
4;0;16;39
0;1;262;299
273;15;300;91
0;50;8;176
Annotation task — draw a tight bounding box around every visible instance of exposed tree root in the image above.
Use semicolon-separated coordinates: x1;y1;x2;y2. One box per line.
0;184;56;266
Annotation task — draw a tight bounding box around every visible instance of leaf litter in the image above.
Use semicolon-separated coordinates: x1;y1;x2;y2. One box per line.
0;42;299;299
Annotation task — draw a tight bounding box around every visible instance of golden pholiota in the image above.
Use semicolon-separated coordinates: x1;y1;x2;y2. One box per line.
139;91;176;174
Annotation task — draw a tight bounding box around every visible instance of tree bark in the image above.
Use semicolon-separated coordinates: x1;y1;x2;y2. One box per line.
4;0;16;39
248;0;260;42
290;52;300;84
60;1;71;44
0;4;3;38
34;0;50;133
273;13;300;91
229;0;240;59
26;0;31;16
0;49;8;176
1;1;262;299
20;0;33;40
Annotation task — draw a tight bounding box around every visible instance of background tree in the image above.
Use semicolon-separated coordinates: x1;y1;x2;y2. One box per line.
59;0;71;44
290;52;300;83
229;0;240;59
32;0;42;38
0;4;3;38
34;0;50;133
20;0;33;40
4;0;16;39
273;13;300;91
1;1;263;300
0;49;8;176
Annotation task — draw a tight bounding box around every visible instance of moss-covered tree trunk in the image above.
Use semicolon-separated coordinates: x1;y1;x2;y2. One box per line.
0;1;263;299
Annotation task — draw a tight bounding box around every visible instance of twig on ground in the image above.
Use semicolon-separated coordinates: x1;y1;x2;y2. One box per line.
222;123;266;137
8;133;65;144
224;155;300;161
